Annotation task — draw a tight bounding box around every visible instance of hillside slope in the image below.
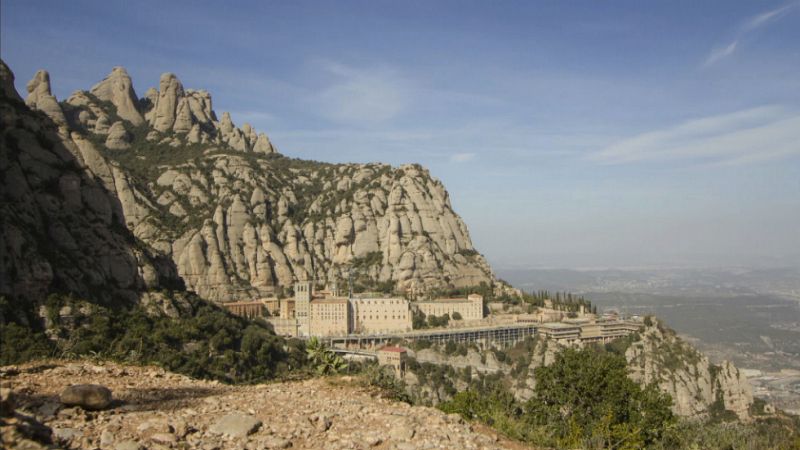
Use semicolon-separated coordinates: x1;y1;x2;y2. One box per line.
0;60;180;311
401;320;753;421
6;61;496;303
0;360;530;450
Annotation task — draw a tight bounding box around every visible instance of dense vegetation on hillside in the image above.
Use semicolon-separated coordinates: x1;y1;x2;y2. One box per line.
436;348;674;449
0;293;308;383
422;344;800;450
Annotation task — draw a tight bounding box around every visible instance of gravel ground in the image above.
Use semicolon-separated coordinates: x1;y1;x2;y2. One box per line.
0;360;534;450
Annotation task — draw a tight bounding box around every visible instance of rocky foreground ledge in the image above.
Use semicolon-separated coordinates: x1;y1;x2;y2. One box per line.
0;361;530;450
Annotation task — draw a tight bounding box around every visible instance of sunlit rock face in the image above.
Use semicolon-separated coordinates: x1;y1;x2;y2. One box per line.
626;320;754;420
5;60;495;304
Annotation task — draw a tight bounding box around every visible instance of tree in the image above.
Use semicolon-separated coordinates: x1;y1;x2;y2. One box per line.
412;309;427;329
452;311;463;320
426;313;450;328
524;348;674;449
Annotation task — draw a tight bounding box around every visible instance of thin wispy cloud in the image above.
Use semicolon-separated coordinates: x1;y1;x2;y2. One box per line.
450;152;476;163
743;2;798;30
591;106;800;165
704;2;799;66
704;40;739;67
312;61;412;125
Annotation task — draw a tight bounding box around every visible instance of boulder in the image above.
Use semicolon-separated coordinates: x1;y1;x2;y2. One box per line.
115;439;143;450
208;412;262;438
60;384;113;410
0;387;15;416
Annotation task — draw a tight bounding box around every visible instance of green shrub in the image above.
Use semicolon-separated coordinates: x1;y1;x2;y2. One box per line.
0;293;307;383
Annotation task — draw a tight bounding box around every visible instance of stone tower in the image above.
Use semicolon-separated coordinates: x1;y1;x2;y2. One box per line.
329;280;340;297
294;281;312;336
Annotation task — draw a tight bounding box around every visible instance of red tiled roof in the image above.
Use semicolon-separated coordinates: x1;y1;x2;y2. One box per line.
379;346;407;353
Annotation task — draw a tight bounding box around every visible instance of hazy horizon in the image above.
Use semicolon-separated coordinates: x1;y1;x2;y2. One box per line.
3;0;798;270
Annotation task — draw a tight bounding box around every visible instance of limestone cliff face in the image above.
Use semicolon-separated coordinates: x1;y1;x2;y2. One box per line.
625;321;753;420
5;62;495;304
149;159;494;301
0;60;179;310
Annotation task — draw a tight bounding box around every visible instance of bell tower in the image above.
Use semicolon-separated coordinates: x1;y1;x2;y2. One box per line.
294;281;312;336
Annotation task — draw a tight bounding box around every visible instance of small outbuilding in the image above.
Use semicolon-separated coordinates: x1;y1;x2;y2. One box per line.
377;346;408;378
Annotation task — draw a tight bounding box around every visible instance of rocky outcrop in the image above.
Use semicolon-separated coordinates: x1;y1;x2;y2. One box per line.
404;337;563;405
89;67;144;126
25;70;66;126
150;72;184;132
16;63;492;301
1;360;518;450
6;60;495;304
0;59;177;307
104;122;131;149
625;320;753;420
253;132;274;154
0;61;22;101
405;324;754;421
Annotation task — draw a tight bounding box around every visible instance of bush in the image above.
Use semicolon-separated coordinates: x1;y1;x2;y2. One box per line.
361;363;410;403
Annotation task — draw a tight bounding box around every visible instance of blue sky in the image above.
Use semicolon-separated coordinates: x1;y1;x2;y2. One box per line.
3;1;799;269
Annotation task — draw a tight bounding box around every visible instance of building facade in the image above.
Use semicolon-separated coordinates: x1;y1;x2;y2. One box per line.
294;281;312;336
350;297;412;334
223;301;266;319
377;346;408;378
413;294;484;321
309;298;349;336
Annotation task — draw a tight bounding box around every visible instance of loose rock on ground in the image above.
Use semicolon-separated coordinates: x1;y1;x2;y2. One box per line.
0;360;533;450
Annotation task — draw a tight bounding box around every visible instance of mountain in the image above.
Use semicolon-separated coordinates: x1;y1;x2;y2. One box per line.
0;61;181;310
1;60;496;304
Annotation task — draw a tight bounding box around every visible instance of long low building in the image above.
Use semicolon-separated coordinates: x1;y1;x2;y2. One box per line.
350;296;412;334
536;318;642;344
257;282;487;338
223;300;267;319
412;294;483;321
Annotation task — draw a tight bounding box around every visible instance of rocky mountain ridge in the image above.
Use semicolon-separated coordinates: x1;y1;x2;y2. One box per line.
2;59;496;304
0;60;180;311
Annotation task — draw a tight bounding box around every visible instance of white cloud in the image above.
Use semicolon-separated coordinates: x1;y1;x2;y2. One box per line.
703;40;738;67
591;106;800;165
312;61;412;125
449;152;476;163
743;2;798;30
704;2;798;66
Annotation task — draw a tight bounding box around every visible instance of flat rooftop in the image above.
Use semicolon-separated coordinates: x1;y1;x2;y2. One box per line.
538;322;581;330
416;298;478;304
311;298;349;304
